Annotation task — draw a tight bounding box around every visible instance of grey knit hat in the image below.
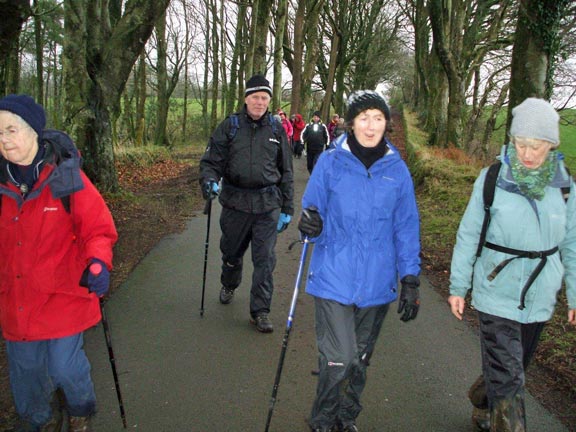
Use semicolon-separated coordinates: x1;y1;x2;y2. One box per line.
345;90;390;123
510;98;560;146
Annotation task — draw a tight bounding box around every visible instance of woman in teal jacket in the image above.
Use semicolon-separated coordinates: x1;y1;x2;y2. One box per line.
449;98;576;432
298;90;421;432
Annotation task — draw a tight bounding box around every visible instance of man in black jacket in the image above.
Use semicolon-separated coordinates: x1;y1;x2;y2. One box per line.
302;111;329;174
198;74;294;333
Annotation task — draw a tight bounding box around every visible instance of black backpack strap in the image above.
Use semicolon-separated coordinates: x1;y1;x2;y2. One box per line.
227;114;239;140
562;166;571;203
476;161;501;257
61;195;71;213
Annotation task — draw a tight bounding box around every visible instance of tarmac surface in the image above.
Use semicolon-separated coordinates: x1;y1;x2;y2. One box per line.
86;157;568;431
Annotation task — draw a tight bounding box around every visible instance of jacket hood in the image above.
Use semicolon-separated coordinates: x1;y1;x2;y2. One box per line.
41;129;84;199
0;129;84;201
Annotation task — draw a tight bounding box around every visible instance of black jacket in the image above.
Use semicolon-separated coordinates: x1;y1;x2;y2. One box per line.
199;106;294;215
302;121;329;151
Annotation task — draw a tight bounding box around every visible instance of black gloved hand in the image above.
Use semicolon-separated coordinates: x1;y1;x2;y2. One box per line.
397;275;420;322
201;180;219;200
298;206;323;238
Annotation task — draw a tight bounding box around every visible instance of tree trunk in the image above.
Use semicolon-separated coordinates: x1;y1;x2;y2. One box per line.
252;0;273;75
507;0;570;131
0;0;30;95
227;1;247;114
135;52;147;147
154;10;169;147
289;0;306;116
412;0;429;111
300;0;325;115
273;0;288;110
210;0;219;131
33;0;44;103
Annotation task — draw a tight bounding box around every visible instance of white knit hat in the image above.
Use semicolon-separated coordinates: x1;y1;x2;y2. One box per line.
510;98;560;146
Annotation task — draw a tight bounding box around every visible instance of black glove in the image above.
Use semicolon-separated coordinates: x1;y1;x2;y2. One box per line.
298;206;323;238
397;275;420;322
201;180;219;200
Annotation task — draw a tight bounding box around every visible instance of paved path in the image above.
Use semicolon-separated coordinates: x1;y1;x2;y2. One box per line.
86;157;567;432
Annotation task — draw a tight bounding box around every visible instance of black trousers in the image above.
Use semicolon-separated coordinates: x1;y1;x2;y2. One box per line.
475;312;545;430
306;149;323;174
219;207;280;317
309;297;389;429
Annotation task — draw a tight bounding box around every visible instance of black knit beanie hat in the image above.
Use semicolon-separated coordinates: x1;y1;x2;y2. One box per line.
245;74;272;97
312;111;321;118
345;90;390;123
0;94;46;139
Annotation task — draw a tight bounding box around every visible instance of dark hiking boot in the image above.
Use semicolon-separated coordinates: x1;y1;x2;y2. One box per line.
8;420;39;432
472;407;490;431
219;287;235;304
491;396;526;432
341;423;359;432
250;313;274;333
9;414;63;432
68;416;92;432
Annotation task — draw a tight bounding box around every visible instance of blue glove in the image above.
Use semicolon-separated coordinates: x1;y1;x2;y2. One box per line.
277;213;292;233
80;258;110;298
201;180;220;200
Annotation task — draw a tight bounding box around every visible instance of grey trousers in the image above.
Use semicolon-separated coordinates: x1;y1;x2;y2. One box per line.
219;207;280;317
309;297;390;429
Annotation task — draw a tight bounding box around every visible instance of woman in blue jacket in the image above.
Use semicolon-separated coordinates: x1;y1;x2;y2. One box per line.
298;91;421;432
449;98;576;432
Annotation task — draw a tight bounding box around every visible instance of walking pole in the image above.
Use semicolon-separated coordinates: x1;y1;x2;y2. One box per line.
200;198;212;317
100;300;128;428
264;237;310;432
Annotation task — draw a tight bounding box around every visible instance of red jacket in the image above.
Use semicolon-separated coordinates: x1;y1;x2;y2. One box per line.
292;114;306;141
0;131;117;341
281;118;293;138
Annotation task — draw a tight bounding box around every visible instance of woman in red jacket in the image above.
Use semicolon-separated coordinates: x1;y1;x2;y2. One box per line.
0;95;117;432
291;113;306;158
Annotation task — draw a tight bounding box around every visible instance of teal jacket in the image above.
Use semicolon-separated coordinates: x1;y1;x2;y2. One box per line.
450;146;576;323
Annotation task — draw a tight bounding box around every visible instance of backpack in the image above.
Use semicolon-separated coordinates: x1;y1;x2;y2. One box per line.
475;161;572;258
227;113;284;166
227;113;281;140
473;160;572;310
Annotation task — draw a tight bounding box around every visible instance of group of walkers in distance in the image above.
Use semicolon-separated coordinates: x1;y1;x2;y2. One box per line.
0;71;574;432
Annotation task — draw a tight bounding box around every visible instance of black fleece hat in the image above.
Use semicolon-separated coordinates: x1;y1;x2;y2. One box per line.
345;90;390;123
0;94;46;138
245;74;272;97
312;111;321;118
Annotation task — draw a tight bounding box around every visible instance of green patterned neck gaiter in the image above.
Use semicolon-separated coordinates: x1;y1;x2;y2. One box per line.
507;144;557;201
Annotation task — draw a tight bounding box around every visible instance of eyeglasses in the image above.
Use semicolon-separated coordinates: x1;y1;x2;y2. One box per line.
0;128;22;139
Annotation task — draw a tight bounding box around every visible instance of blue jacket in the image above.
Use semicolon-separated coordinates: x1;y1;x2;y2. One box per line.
450;146;576;323
302;134;421;307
